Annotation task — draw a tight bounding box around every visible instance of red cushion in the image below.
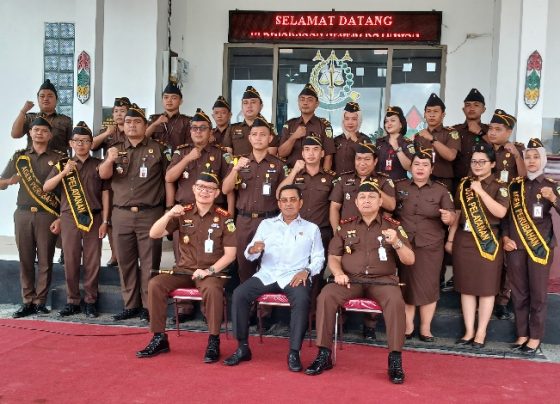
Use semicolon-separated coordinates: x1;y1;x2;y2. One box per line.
256;293;290;305
169;288;202;299
343;298;382;313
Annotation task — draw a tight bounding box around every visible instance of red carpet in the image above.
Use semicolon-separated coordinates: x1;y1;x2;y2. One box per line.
0;319;559;403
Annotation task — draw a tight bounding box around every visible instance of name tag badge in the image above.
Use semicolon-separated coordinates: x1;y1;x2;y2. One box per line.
385;159;392;171
183;171;189;179
139;165;148;178
464;220;471;232
204;239;214;253
500;170;509;183
533;203;543;219
262;183;271;196
378;246;387;261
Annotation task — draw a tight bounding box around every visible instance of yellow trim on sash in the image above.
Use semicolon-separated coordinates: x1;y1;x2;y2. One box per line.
509;177;550;265
459;178;499;261
56;159;93;232
15;155;59;217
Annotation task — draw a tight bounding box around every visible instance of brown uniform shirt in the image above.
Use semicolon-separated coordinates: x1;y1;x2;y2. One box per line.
93;126;127;153
212;125;231;146
46;156;109;214
375;135;415;181
493;143;525;183
503;175;560;248
148;112;192;150
109;137;167;207
452;122;489;179
279;115;336;167
22;112;72;154
168;143;230;204
333;132;371;175
223;121;280;156
230;153;287;213
330;172;396;219
394;179;455;247
414;124;461;179
165;204;236;270
329;215;411;278
454;174;510;227
1;147;64;207
293;168;335;229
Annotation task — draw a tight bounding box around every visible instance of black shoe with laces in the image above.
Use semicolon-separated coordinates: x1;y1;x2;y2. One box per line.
113;307;141;321
12;303;36;318
136;333;170;358
204;335;220;363
305;348;333;376
58;304;81;317
223;345;252;366
388;351;405;384
139;308;150;322
85;303;98;318
35;304;50;314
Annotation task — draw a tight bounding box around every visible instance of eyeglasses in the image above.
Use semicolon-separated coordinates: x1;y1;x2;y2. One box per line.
71;139;92;145
470;159;490;167
278;197;300;203
191;126;210;132
194;184;218;193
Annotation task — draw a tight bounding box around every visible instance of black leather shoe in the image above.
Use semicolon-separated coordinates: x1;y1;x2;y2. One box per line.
455;338;474;345
58;304;81;317
495;304;513;320
204;335;220;363
12;303;36;318
362;326;376;341
139;308;150;322
223;346;252;366
113;307;141;321
85;303;98;318
288;351;302;372
472;340;486;349
405;331;414;340
520;343;542;356
419;334;435;343
136;333;170;358
388;351;405;384
35;304;50;314
305;348;333;376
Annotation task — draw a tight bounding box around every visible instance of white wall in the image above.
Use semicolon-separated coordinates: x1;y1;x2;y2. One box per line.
0;0;76;236
176;0;495;125
544;0;560;119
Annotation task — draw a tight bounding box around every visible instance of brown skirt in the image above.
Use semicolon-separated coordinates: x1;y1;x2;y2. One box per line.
452;228;502;296
399;241;444;306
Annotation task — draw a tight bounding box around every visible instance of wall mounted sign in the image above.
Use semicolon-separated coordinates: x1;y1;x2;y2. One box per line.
524;50;542;109
76;51;91;104
229;10;442;44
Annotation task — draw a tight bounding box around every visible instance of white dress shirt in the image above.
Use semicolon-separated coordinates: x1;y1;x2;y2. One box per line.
244;214;325;288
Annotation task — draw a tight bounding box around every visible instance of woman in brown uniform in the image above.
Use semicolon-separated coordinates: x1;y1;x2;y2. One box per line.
376;106;415;181
395;148;455;341
332;102;371;175
503;138;560;355
447;144;509;348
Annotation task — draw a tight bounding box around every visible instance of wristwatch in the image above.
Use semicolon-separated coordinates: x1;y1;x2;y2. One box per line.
208;266;216;274
392;239;403;250
395;147;403;153
102;220;110;225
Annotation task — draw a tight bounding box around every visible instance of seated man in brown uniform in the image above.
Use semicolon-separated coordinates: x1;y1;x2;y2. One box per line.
136;171;236;362
305;180;414;384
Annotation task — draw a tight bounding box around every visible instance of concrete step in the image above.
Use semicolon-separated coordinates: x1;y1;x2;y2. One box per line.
1;259;559;345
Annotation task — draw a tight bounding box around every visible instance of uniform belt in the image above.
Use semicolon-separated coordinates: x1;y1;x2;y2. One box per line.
114;205;161;213
237;209;279;219
17;205;45;213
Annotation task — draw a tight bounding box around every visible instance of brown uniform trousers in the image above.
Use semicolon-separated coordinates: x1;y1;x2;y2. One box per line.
14;209;58;304
316;278;406;351
60;212;102;304
112;206;164;309
148;274;227;334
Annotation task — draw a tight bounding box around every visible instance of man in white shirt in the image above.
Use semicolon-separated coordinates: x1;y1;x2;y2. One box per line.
223;184;325;372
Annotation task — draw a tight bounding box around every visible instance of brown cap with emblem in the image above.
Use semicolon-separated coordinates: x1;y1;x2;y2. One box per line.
490;109;516;129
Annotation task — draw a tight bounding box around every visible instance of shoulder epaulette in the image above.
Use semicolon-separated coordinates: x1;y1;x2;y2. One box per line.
394;178;408;183
149;113;161;121
175;143;189;150
434;180;448;188
377;171;390;178
183;204;194;212
339;170;354;176
384;216;401;226
217;144;229;153
515;141;524;146
215;207;230;217
319;117;332;126
339;216;358;225
53;149;67;156
495;178;507;184
325;169;336;177
545;177;557;184
403;137;413;143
